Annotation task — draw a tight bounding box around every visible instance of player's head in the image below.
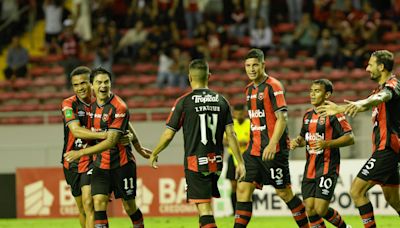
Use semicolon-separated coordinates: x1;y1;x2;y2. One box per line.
233;104;247;124
70;66;92;101
244;49;265;82
367;50;394;82
188;59;210;85
310;79;333;107
90;67;113;102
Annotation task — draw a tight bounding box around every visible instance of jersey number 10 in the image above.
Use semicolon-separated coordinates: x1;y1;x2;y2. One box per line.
199;113;218;145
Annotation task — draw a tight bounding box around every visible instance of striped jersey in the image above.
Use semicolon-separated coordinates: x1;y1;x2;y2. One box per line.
300;109;352;179
166;88;233;173
61;95;92;173
370;75;400;153
245;76;289;156
90;94;134;170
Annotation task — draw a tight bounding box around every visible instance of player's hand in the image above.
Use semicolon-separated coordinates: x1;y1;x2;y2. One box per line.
235;162;246;182
119;132;133;146
344;99;362;117
64;150;83;162
316;100;340;118
150;154;159;169
290;139;300;150
262;142;277;161
137;147;152;159
314;139;327;151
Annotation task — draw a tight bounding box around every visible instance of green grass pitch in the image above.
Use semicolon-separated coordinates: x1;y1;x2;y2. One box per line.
0;216;398;228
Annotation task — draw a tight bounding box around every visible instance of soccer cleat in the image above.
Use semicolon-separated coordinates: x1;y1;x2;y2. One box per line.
346;225;352;228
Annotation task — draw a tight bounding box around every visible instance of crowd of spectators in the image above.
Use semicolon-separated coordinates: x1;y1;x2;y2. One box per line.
1;0;399;89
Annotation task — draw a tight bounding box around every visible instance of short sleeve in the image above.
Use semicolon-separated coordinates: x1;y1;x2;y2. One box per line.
62;99;78;125
299;113;309;137
331;113;352;136
109;103;129;132
166;97;185;131
268;80;287;112
384;77;400;99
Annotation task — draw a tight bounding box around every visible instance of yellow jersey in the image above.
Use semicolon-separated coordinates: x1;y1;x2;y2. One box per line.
228;118;250;165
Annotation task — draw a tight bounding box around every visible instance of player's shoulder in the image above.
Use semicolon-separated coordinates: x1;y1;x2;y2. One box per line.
266;75;284;88
385;75;399;88
303;108;314;118
62;95;77;107
111;94;128;109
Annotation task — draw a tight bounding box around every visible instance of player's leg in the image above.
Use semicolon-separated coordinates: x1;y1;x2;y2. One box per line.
350;177;376;228
382;186;400;215
302;178;324;228
91;166;111;227
275;186;309;228
226;155;237;213
80;169;94;228
74;196;86;228
115;162;144;227
185;170;219;228
64;168;86;228
314;198;348;228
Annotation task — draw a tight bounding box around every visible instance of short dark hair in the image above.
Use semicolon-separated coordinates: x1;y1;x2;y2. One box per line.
312;79;333;93
371;50;394;72
90;67;113;83
245;48;264;62
233;104;245;111
69;66;91;82
189;59;209;81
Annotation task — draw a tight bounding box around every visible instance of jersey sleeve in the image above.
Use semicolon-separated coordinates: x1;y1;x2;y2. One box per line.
299;113;308;137
224;98;234;126
384;77;400;99
62;98;78;125
331;113;352;136
109;103;129;133
166;97;185;131
268;80;287;112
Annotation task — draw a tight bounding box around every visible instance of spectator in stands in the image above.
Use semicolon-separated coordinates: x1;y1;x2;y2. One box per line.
286;0;302;24
156;47;175;88
92;19;113;72
115;20;148;62
0;0;22;50
245;0;270;30
183;0;204;38
250;17;273;54
152;0;179;25
337;20;367;68
289;13;319;57
4;36;29;81
126;0;154;28
171;47;190;89
58;19;82;89
72;0;92;47
43;0;69;54
315;28;339;70
228;0;247;40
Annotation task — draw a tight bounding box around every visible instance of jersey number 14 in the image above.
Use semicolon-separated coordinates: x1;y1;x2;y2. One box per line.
199;113;218;145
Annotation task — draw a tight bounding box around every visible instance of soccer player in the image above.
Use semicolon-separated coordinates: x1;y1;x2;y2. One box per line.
317;50;400;228
225;104;250;213
62;66;107;228
290;79;354;228
149;59;246;228
234;49;309;228
64;67;152;228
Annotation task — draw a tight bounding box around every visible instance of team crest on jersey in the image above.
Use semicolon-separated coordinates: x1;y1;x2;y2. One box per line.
318;117;325;125
258;92;264;100
102;114;109;122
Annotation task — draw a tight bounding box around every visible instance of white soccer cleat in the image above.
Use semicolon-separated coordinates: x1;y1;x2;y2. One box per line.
346;225;352;228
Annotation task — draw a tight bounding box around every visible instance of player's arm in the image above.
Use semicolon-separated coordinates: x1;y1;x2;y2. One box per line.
316;132;355;151
290;135;305;150
263;110;287;161
128;122;152;159
64;130;121;162
225;124;246;181
343;89;392;117
150;128;176;169
68;121;107;140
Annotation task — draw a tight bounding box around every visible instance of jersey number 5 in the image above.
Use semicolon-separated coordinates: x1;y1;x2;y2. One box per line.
199;113;218;145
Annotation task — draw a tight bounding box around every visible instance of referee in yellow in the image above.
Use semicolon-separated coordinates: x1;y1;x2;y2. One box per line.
225;104;250;214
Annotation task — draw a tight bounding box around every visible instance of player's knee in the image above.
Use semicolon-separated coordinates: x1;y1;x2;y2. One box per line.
350;185;362;200
275;189;293;202
93;198;107;211
314;205;328;217
82;197;93;212
123;200;137;215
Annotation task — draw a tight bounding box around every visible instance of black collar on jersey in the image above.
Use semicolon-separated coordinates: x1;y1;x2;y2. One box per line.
76;95;91;107
252;74;269;88
96;93;115;108
193;88;210;91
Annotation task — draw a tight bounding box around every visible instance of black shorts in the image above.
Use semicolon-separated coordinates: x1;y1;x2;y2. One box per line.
357;149;400;185
91;161;137;200
185;170;220;203
63;167;92;197
226;155;236;180
242;150;291;189
302;173;338;201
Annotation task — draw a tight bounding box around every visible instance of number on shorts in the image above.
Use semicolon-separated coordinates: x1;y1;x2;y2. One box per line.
319;176;333;189
199;113;218;145
365;158;376;170
270;168;283;180
123;177;134;190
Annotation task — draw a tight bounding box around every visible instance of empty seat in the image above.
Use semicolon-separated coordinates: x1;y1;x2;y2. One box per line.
130;113;147;121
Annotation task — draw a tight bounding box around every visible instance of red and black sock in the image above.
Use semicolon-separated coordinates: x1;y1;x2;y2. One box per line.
286;196;309;227
129;208;144;228
199;215;217;228
94;210;108;228
234;201;252;228
309;214;326;228
358;202;376;228
323;207;346;228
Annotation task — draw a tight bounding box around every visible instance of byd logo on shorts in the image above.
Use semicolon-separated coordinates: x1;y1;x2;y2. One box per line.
198;155;223;165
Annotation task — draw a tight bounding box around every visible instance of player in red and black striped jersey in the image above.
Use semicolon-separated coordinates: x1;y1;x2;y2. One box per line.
64;67;151;228
317;50;400;227
150;59;245;228
235;49;309;228
291;79;354;228
62;66;109;228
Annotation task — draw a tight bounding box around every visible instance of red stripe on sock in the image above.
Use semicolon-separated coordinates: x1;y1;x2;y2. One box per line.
236;209;252;217
235;217;249;225
202;223;217;228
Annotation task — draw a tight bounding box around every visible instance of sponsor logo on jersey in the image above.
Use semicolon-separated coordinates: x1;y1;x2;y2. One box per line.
65;109;73;118
258;92;264;100
77;110;86;117
250;124;266;131
318;117;325;125
337;116;346;122
246;94;257;100
115;113;126;118
192;94;219;103
305;132;325;142
248;109;265;119
273;91;284;96
198;155;223;165
102;114;109;122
